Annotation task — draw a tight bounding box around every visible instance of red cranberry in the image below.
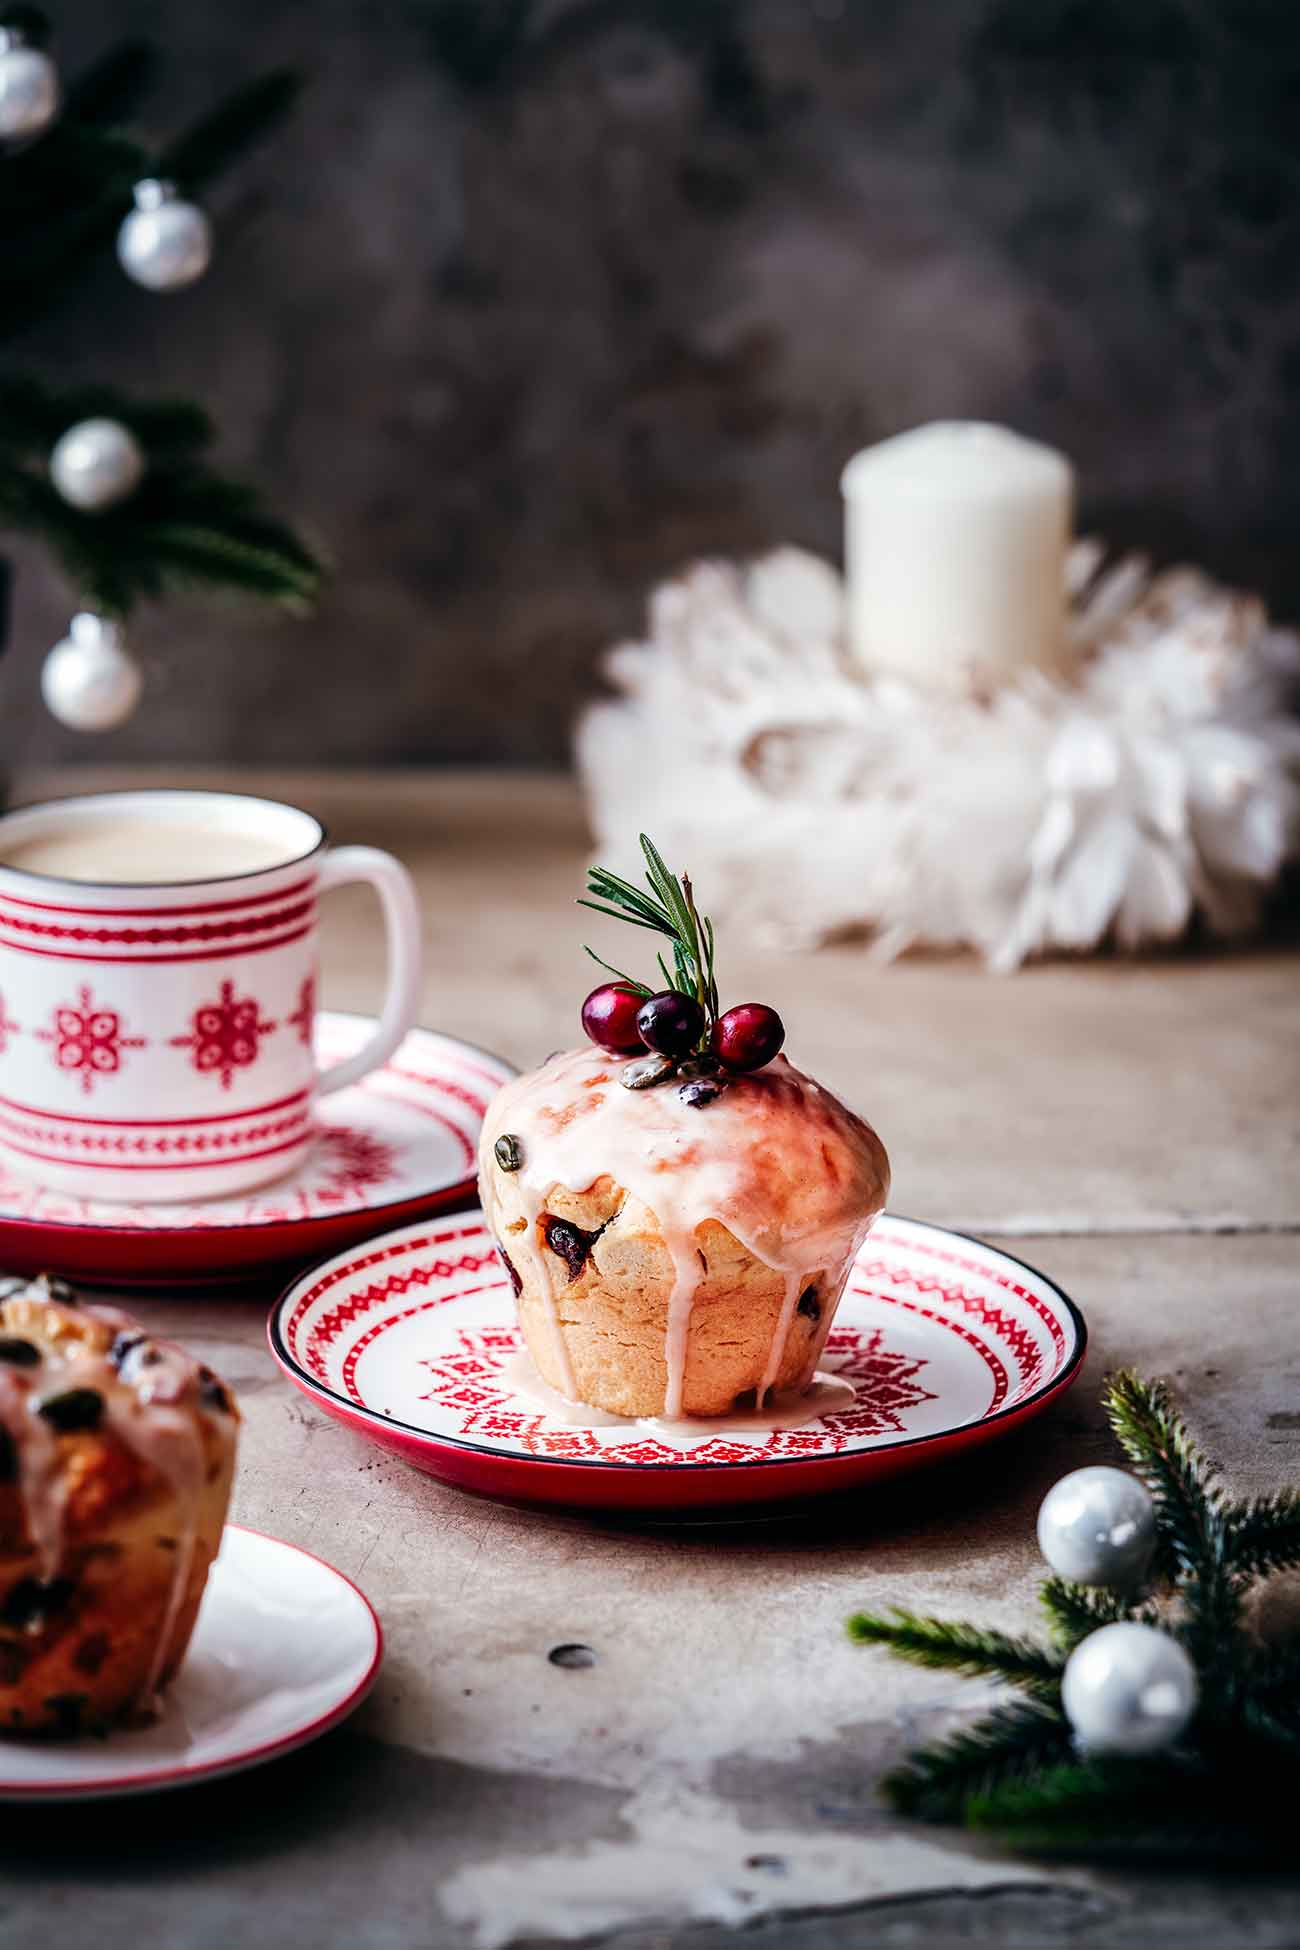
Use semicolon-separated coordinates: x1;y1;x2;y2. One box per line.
636;990;706;1058
712;1003;785;1073
581;982;645;1054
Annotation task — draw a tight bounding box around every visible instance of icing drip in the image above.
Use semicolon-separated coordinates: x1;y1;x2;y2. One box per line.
498;1346;858;1435
481;1050;889;1415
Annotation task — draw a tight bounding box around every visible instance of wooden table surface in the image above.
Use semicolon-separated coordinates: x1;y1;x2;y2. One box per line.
4;766;1299;1950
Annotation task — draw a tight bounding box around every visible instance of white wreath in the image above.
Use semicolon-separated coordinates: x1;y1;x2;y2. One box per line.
576;546;1300;970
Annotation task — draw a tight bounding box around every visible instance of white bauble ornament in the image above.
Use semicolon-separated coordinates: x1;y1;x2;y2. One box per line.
1062;1622;1198;1756
0;28;59;143
41;614;143;732
49;419;145;513
1037;1466;1157;1587
116;179;212;292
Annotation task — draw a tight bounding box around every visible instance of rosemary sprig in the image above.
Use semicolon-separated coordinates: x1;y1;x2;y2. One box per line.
580;835;720;1025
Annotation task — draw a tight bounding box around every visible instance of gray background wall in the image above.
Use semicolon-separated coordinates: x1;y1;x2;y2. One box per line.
3;0;1297;767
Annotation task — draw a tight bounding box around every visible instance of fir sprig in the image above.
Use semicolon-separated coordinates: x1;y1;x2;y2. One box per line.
848;1369;1300;1857
580;834;720;1026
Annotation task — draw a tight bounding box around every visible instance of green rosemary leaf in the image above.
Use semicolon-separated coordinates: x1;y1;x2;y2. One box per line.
582;946;651;994
576;900;669;936
584;868;672;930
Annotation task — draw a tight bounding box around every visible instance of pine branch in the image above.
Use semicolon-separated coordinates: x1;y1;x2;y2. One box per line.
1103;1370;1241;1666
847;1608;1063;1695
882;1701;1071;1821
1225;1490;1300;1577
155;70;304;191
62;40;155;125
1038;1578;1139;1651
965;1753;1213;1846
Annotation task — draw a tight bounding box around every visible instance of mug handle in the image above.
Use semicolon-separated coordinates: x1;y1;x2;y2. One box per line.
313;846;424;1098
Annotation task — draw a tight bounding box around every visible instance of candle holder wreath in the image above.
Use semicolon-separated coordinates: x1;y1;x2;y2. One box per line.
577;427;1300;971
846;1370;1300;1858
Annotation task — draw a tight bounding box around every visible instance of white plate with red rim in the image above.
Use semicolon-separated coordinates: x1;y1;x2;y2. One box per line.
270;1209;1087;1513
0;1525;381;1801
0;1012;514;1285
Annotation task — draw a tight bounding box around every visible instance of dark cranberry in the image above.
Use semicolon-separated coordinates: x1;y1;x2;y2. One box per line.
581;983;645;1054
679;1078;725;1109
0;1428;14;1482
37;1387;103;1433
110;1330;147;1369
1;1575;74;1630
712;1003;785;1073
797;1286;821;1321
542;1215;602;1283
0;1337;40;1367
494;1240;523;1297
636;990;706;1058
198;1370;231;1415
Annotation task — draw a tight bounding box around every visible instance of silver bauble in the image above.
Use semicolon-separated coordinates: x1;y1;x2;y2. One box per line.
0;32;59;143
41;615;143;732
50;419;146;513
1036;1466;1158;1588
1062;1622;1198;1756
116;179;212;292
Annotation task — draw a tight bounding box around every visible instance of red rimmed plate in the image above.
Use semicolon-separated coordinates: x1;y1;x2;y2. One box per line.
270;1209;1086;1513
0;1012;513;1286
0;1526;381;1801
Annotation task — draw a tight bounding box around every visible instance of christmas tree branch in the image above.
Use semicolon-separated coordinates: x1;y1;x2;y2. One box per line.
1038;1578;1140;1651
62;39;155;126
847;1608;1063;1695
1224;1490;1300;1577
155;70;304;191
882;1701;1071;1821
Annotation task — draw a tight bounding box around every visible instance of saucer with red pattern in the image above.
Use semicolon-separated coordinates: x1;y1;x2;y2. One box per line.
270;1208;1086;1513
0;1014;514;1286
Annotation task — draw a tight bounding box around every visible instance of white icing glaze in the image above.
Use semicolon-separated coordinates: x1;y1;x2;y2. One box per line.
0;1287;233;1715
481;1049;889;1417
497;1346;858;1435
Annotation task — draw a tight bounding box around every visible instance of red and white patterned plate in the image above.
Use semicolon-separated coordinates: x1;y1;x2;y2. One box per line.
0;1013;513;1286
270;1209;1086;1513
0;1526;381;1801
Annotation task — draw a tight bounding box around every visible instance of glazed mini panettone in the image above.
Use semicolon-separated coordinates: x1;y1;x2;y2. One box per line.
478;836;889;1423
0;1273;238;1734
480;1050;889;1419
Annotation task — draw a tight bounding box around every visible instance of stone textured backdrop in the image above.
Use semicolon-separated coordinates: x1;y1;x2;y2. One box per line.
2;0;1297;766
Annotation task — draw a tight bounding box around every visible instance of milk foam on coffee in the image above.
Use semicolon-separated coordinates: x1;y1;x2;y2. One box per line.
0;818;299;884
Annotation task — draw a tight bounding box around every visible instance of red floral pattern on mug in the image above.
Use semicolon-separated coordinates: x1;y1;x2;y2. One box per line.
0;991;19;1054
38;985;147;1095
171;980;277;1090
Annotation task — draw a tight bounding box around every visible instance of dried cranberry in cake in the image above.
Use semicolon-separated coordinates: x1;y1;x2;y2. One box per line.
636;990;706;1058
581;983;645;1055
542;1215;603;1283
713;1003;785;1074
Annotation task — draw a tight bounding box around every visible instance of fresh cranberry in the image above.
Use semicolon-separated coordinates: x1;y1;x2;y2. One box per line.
581;982;645;1053
712;1003;785;1073
636;990;706;1058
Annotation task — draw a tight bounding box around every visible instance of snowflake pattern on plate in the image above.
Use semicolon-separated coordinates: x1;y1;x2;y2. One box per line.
415;1321;937;1464
171;980;277;1089
37;985;147;1095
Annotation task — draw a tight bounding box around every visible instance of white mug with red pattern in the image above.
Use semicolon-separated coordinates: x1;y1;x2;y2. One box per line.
0;789;423;1202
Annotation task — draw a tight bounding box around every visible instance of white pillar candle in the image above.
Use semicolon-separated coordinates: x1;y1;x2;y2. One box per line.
841;421;1074;689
